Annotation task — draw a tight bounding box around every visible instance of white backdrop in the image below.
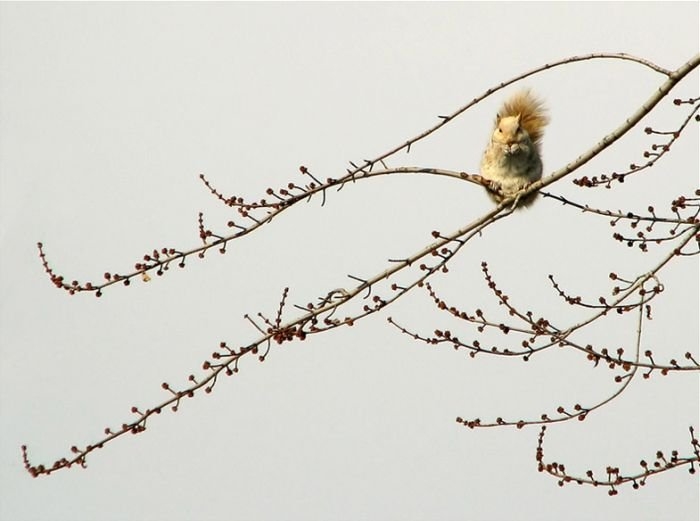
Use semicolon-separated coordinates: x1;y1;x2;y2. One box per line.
1;3;698;521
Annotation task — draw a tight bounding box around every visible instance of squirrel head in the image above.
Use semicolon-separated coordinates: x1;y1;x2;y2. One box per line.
492;114;532;155
494;90;549;146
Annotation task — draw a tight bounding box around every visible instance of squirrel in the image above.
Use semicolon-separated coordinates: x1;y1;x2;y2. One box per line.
479;89;549;208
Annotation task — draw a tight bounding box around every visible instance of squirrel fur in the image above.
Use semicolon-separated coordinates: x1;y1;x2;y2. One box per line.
480;89;549;207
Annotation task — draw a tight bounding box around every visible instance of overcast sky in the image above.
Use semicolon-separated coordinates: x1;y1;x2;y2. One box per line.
1;3;698;521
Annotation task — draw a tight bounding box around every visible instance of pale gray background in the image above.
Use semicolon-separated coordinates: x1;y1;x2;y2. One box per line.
1;3;698;521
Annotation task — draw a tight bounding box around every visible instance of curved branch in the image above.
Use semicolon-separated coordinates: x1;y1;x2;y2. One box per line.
536;425;700;494
36;54;698;296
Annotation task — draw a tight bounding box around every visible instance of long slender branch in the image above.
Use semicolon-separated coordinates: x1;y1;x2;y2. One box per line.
36;54;698;296
536;425;700;494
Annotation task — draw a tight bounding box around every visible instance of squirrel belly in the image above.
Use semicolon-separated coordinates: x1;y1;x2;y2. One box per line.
479;90;548;207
